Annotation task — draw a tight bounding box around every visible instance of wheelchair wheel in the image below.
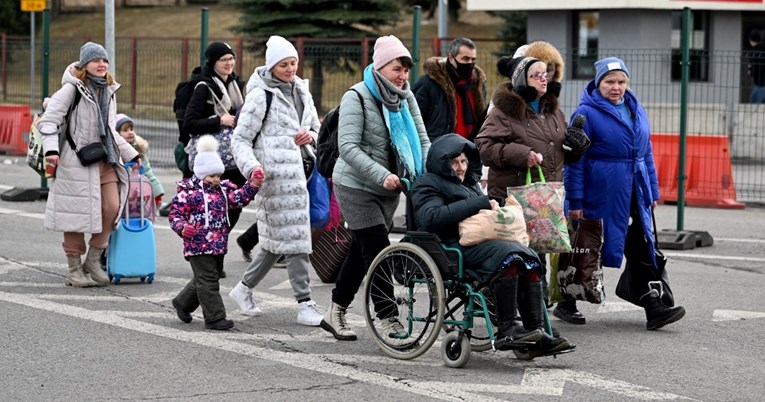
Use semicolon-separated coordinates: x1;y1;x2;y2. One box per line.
363;242;445;360
443;292;494;352
441;331;471;368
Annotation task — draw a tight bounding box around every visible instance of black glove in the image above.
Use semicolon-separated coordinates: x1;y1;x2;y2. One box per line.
516;85;539;103
564;114;591;152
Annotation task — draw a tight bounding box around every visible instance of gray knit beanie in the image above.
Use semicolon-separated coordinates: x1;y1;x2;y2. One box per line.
78;42;109;68
510;57;538;89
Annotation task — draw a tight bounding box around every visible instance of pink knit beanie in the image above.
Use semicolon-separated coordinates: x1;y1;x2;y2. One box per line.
372;35;411;71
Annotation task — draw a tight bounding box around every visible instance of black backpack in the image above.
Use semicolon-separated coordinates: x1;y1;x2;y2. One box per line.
316;88;364;178
172;67;205;144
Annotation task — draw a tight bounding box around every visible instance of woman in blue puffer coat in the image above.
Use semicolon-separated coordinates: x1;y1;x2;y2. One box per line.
563;57;685;330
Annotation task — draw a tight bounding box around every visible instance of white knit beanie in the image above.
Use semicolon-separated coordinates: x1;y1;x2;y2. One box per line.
373;35;411;71
193;135;225;179
265;36;298;71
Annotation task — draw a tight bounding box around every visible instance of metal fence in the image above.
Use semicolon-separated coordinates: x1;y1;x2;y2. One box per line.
1;34;763;205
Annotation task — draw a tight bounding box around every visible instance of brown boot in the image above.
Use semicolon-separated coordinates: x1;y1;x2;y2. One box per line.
82;246;110;286
65;255;96;287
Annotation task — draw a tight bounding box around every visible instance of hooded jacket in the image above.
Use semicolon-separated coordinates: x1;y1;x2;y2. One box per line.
131;135;164;199
410;134;540;282
565;81;660;268
38;62;138;233
474;82;568;199
169;176;257;257
413;57;487;141
231;66;321;255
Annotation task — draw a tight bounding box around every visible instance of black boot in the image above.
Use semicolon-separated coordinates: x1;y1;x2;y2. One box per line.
492;276;542;351
553;299;586;325
641;289;685;330
521;281;575;357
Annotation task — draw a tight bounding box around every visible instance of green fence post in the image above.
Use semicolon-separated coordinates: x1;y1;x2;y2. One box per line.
200;7;209;67
677;7;691;231
410;5;421;86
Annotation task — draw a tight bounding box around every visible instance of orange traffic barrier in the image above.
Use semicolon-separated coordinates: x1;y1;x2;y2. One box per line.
651;133;745;209
0;104;33;156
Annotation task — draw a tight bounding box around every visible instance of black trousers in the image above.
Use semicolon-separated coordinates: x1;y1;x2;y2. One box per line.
175;254;226;323
622;195;656;292
331;224;396;318
221;168;246;230
237;223;259;251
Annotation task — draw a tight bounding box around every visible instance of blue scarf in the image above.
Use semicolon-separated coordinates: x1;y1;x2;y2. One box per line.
363;64;423;178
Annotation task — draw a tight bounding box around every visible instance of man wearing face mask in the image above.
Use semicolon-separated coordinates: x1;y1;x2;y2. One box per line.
413;37;487;142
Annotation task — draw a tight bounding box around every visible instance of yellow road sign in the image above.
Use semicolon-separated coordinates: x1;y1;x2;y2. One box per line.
21;0;46;12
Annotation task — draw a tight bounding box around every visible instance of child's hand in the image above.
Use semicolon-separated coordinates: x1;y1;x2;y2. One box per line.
182;224;198;238
155;195;163;207
249;167;265;187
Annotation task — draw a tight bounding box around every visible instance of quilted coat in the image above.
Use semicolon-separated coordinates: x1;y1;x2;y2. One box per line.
332;82;430;197
564;81;660;268
474;82;568;199
231;67;320;255
38;62;138;233
169;177;258;257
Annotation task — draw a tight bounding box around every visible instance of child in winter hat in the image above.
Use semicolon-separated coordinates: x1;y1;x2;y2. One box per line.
372;35;411;71
594;57;630;87
193;135;225;180
205;42;236;68
115;113;165;209
169;134;263;331
78;42;109;68
265;36;298;71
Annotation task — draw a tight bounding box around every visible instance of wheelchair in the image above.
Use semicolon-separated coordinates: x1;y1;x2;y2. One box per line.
361;184;570;368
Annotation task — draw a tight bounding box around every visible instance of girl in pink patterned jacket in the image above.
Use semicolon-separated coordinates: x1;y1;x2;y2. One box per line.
169;135;264;330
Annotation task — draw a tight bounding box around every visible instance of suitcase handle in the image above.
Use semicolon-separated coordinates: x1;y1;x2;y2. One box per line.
124;162;147;226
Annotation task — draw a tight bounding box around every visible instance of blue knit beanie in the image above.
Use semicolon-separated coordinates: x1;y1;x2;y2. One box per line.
78;42;109;68
594;57;629;86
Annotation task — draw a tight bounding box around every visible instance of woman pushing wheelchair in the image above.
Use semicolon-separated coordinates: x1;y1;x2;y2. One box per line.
410;134;574;357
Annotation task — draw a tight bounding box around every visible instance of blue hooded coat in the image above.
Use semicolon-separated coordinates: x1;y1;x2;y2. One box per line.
564;81;660;268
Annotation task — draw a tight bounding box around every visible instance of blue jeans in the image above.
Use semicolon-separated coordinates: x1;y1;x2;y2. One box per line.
750;86;765;104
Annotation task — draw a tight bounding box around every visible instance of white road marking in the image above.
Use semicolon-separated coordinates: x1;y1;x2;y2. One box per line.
663;252;765;263
712;309;765;322
0;290;500;402
596;301;644;313
270;278;332;290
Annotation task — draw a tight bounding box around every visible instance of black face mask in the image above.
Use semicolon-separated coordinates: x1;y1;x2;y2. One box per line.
453;61;475;80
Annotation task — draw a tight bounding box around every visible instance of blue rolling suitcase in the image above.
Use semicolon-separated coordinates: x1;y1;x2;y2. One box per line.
107;163;156;284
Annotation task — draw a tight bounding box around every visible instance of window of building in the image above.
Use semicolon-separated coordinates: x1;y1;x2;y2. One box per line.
671;10;710;81
572;11;599;79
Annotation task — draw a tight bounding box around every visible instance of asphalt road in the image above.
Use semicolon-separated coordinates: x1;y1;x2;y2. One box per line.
1;157;764;401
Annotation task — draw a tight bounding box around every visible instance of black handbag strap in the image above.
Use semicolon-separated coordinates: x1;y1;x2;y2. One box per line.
63;89;83;152
651;209;660;248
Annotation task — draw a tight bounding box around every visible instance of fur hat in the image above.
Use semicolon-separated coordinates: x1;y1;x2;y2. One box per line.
595;57;630;87
193;135;225;179
265;36;298;71
78;42;108;68
373;35;411;71
205;42;235;68
523;41;565;82
115;113;134;132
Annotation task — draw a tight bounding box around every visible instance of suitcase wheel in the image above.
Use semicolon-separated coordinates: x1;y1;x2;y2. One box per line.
112;275;122;285
140;277;146;283
146;274;154;284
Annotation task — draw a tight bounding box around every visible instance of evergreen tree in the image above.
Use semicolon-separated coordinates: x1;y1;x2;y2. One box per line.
230;0;401;111
489;11;527;56
0;2;32;35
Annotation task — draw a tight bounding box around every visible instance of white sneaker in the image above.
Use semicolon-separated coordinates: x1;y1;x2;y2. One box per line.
228;282;262;316
297;300;324;326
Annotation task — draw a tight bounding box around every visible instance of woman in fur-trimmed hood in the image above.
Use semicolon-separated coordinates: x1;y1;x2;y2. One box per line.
514;41;565;98
474;56;573;199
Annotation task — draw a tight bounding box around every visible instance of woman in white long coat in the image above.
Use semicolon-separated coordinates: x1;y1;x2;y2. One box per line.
38;42;139;288
229;36;325;327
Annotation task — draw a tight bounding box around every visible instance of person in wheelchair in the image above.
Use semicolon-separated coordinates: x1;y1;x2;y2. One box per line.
410;134;573;355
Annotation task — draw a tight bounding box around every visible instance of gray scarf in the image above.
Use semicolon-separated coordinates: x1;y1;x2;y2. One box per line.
372;70;408;112
260;69;304;120
86;75;118;165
